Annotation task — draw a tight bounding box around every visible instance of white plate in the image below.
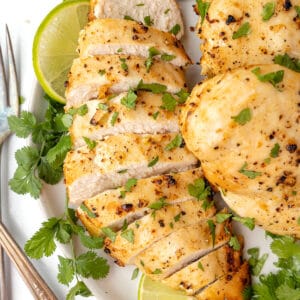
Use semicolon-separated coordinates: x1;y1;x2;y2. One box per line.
30;1;277;299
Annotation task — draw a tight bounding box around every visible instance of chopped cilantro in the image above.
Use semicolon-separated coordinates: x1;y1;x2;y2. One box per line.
110;111;119;126
233;216;255;230
165;134;183;151
136;3;144;6
216;213;232;223
262;2;276;21
295;5;300;17
98;103;108;111
152;268;162;274
124;15;134;21
207;220;216;246
137;80;167;94
229;236;240;250
148;156;159;167
98;69;106;76
101;227;117;242
145;47;160;72
125;178;137;192
188;178;211;203
121;219;128;232
120;190;126;199
298;217;300;225
121;229;134;243
121;90;138;109
274;53;300;73
83;137;96;150
247;248;269;276
196;0;210;24
144;15;153;26
231;108;252;125
152;111;160;120
117;48;123;53
117;169;128;174
164;8;170;14
174;213;182;222
80;203;96;219
176;88;190;104
198;261;205;271
232;22;251;39
239;162;262;179
252;67;284;87
148;197;169;210
161;53;176;62
19;95;25;104
131;268;139;280
169;222;174;229
161;93;177;111
68;104;88;116
119;58;128;71
169;24;181;35
270;143;280;158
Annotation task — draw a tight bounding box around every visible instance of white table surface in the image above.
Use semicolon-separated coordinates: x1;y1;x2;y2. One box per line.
0;0;81;299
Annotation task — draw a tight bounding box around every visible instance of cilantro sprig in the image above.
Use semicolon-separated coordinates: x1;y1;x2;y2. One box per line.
196;0;210;24
188;178;212;210
8;95;72;198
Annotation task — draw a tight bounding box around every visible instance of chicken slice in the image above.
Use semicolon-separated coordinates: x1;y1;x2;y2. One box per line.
163;243;243;296
64;133;198;205
78;19;190;67
76;168;204;236
89;0;184;39
195;262;251;300
135;218;231;280
181;65;300;237
104;199;216;266
65;54;186;108
70;91;181;148
197;0;300;76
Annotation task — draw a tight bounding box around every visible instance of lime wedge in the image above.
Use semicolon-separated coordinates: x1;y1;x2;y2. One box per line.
33;0;89;103
138;275;196;300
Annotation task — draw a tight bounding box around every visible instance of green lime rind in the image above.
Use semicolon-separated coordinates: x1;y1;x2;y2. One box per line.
32;0;89;104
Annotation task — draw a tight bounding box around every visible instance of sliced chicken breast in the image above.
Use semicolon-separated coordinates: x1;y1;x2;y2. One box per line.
195;262;251;300
104;199;216;266
181;65;300;237
76;168;204;236
197;0;300;76
65;54;186;108
135;218;231;280
64;133;198;205
163;243;243;296
70;91;181;148
89;0;184;39
78;19;190;67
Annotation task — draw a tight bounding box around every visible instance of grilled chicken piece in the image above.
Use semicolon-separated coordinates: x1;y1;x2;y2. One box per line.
70;91;182;148
135;218;231;280
195;262;251;300
181;65;300;237
163;243;242;295
104;199;216;266
64;133;198;205
197;0;300;76
89;0;184;39
65;54;186;108
76;168;204;235
78;19;190;67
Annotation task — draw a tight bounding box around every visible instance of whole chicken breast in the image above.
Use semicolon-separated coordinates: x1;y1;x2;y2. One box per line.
197;0;300;76
77;168;204;235
64;133;198;205
78;19;190;67
181;65;300;237
70;91;182;148
104;199;216;266
65;54;186;108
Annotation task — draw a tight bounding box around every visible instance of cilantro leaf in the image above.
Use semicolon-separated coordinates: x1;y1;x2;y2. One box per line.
274;54;300;73
124;15;135;21
270;236;300;259
121;229;135;243
57;256;74;286
216;213;232;223
188;178;211;201
83;137;96;150
165;134;183;151
270;143;280;158
80;203;96;218
232;22;251;39
276;285;300;300
76;251;110;279
144;15;153;26
145;47;160;72
121;90;138;109
248;247;268;276
196;0;210;24
148;156;159;167
46;135;72;169
15;146;40;169
296;6;300;17
233;216;255;230
231;108;252;125
169;24;181;35
161;53;176;62
152;268;162;274
239;162;262;179
137;80;167;94
98;103;108;111
79;232;104;249
207;219;216;246
148;197;169;210
38;157;63;184
66;281;92;300
101;227;117;242
252;67;284;87
119;58;128;72
262;2;276;21
24;218;59;259
198;261;205;271
161;93;177;111
8;111;36;138
125;178;137;192
55;219;73;244
131;268;139;280
68;104;88;117
110;111;119;126
176;89;190;104
229;236;241;250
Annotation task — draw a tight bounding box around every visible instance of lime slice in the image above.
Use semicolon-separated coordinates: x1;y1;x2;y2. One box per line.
33;0;89;103
138;275;196;300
